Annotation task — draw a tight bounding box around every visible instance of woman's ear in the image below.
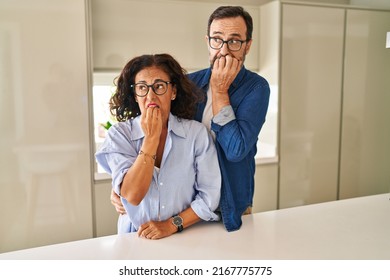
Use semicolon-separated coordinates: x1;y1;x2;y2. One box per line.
171;85;177;100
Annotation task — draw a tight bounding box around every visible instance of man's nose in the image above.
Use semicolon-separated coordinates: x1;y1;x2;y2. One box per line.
220;42;230;55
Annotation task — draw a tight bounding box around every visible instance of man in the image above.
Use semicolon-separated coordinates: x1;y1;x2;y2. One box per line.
110;6;270;232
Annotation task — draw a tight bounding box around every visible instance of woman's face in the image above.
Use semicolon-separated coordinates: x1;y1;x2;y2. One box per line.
134;66;176;123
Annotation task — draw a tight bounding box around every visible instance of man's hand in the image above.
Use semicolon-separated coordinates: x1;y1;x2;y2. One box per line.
110;189;126;215
210;55;242;94
210;55;242;115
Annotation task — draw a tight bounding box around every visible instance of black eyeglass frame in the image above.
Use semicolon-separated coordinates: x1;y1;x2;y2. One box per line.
130;80;172;97
208;36;249;52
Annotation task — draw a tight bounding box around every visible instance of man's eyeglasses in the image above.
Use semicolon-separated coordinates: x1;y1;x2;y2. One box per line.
131;80;172;97
208;37;248;52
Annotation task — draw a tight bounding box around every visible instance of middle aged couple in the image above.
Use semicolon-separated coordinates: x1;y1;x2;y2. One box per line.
95;5;270;240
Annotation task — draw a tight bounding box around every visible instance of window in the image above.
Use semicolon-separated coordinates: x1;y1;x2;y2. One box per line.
92;72;118;177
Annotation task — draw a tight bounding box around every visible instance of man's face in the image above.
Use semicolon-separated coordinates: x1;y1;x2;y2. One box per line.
207;16;252;67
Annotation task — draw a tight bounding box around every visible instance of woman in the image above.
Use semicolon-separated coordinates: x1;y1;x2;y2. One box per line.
95;54;221;239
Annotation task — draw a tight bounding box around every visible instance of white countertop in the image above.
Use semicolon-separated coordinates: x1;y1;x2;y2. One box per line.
1;193;389;260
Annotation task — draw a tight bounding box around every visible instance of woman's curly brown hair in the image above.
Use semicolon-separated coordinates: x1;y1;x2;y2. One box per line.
110;54;203;121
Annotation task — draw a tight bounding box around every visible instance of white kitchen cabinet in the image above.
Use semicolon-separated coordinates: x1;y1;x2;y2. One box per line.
0;0;93;253
279;3;345;208
94;180;118;236
91;0;259;72
253;163;278;213
260;1;390;209
339;9;390;198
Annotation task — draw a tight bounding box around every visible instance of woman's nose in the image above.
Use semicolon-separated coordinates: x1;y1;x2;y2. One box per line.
146;89;157;100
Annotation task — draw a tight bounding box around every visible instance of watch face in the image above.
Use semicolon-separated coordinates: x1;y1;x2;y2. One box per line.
173;216;183;226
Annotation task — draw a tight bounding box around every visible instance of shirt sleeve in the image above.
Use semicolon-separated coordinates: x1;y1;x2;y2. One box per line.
95;125;137;195
212;105;236;126
190;124;221;221
211;80;270;162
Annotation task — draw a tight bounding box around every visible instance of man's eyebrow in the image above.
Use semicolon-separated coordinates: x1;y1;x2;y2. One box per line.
211;31;223;35
211;31;244;38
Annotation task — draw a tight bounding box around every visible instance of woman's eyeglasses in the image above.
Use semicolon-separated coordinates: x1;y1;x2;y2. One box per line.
131;80;172;97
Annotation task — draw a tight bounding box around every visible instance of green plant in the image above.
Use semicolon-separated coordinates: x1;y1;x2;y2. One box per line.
100;121;112;130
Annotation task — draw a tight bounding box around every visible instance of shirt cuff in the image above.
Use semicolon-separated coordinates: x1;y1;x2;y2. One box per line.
212;105;235;126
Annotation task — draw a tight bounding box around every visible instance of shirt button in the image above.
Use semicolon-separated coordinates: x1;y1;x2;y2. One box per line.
161;205;165;209
159;182;163;186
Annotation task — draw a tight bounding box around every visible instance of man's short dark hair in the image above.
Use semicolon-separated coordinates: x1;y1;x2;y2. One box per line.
207;6;253;41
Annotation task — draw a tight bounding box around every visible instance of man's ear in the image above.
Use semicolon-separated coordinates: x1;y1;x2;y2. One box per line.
245;39;253;55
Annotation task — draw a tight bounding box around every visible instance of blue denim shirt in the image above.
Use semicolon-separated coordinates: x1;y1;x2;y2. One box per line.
189;66;270;231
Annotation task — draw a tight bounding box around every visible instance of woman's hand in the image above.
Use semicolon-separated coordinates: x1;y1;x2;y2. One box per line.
137;208;200;240
138;220;176;240
141;106;162;142
120;105;162;205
